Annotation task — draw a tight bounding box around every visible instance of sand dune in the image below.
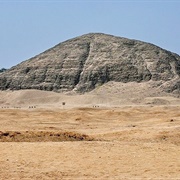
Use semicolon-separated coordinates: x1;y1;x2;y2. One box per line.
0;81;179;109
0;105;180;179
0;82;180;179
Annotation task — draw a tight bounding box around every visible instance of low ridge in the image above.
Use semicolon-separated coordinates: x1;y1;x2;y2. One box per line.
0;33;180;94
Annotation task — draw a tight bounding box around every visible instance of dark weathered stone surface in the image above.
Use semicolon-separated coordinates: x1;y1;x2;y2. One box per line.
0;68;7;73
0;33;180;93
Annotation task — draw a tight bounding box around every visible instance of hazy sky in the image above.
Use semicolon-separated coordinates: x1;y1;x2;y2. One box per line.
0;0;180;69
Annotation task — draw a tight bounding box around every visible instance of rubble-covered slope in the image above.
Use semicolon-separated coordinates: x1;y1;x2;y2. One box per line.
0;33;180;94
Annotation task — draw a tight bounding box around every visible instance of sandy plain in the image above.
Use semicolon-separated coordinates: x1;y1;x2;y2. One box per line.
0;84;180;179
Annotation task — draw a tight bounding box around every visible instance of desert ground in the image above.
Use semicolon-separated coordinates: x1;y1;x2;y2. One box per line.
0;83;180;179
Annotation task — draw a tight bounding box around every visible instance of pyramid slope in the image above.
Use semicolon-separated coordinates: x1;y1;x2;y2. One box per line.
0;33;180;94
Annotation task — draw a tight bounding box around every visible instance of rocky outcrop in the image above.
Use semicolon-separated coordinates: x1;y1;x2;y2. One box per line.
0;33;180;93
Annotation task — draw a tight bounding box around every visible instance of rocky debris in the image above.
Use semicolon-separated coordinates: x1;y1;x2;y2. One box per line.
0;131;94;142
0;33;179;94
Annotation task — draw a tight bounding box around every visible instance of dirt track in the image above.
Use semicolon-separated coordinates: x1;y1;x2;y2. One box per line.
0;106;180;179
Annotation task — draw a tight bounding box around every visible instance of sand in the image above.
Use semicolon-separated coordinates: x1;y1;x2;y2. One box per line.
0;106;180;179
0;82;180;179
